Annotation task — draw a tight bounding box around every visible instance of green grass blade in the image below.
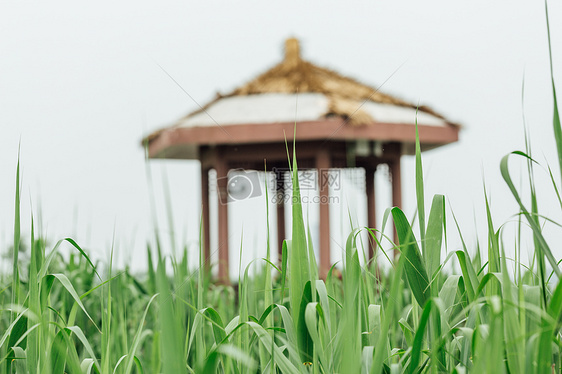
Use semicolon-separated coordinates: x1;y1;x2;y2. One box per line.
12;153;21;313
246;321;303;374
391;207;430;307
123;294;158;374
414;113;426;253
370;251;405;374
281;239;288;302
500;152;561;277
304;302;328;370
47;274;99;331
500;246;524;374
544;0;562;187
339;230;362;374
425;195;444;282
156;258;184;373
537;277;562;372
288;143;312;362
407;299;443;373
63;238;101;281
27;216;39;374
454;251;478;302
65;326;100;371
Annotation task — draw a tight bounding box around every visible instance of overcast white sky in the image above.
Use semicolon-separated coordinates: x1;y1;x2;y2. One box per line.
1;0;561;277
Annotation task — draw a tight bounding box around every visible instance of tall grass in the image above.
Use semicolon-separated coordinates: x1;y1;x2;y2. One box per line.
2;11;562;374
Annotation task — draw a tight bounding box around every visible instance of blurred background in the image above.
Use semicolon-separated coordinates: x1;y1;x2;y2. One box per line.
1;0;561;278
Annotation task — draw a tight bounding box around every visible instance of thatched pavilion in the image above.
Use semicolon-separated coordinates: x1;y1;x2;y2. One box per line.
145;38;459;282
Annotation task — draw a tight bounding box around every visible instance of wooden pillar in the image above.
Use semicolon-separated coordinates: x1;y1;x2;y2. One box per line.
317;149;331;278
389;156;402;257
215;156;230;283
366;166;377;260
200;165;211;271
275;170;286;264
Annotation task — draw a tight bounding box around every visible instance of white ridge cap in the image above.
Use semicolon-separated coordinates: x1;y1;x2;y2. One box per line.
177;93;329;128
176;93;447;128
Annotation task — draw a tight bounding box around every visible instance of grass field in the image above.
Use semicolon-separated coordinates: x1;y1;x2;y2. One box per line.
2;12;562;374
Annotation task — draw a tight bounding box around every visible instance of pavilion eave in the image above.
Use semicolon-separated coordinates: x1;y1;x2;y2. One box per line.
147;119;459;159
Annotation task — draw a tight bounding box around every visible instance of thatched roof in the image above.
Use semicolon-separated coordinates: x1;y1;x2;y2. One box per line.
233;38;413;113
180;38;451;127
145;38;458;147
